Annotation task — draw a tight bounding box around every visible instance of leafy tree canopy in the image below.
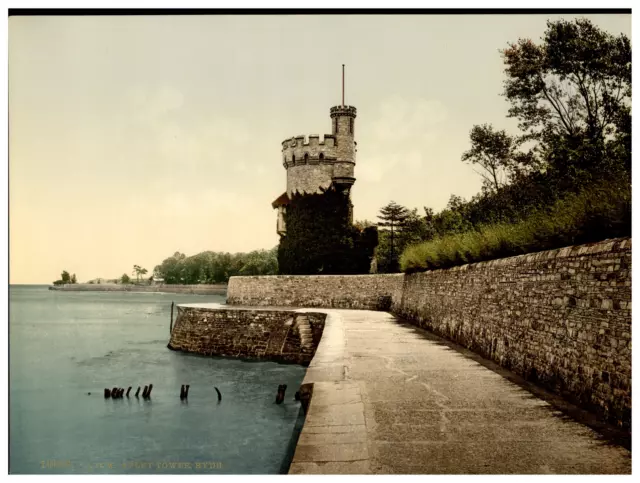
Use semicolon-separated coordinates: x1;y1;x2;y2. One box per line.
154;248;279;284
502;18;631;179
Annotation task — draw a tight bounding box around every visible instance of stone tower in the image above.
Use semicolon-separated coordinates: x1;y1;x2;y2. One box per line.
272;103;357;235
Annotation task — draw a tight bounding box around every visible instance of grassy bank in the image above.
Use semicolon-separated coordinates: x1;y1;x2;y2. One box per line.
400;182;630;273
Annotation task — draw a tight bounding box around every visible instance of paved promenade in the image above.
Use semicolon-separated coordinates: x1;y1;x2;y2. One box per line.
288;309;631;474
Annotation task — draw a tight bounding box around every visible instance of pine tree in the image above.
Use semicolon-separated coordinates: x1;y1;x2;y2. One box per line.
377;201;410;272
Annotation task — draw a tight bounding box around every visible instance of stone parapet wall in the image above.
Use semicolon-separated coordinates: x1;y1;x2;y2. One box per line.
395;237;631;428
227;274;405;310
168;306;326;365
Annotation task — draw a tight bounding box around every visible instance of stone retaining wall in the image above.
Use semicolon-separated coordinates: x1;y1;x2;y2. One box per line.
227;274;404;310
226;237;631;428
168;307;326;365
395;238;631;429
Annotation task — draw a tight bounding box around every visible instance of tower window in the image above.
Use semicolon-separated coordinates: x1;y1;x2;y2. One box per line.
292;154;296;164
304;153;309;163
333;117;338;134
350;118;354;134
319;153;324;162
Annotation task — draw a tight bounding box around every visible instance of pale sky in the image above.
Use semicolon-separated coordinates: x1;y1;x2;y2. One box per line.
9;14;631;284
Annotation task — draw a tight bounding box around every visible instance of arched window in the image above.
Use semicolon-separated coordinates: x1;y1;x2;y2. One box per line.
292;154;296;164
333;117;338;134
304;153;309;163
319;153;324;162
350;118;354;134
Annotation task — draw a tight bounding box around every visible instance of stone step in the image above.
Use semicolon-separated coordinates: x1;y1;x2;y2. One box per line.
295;315;314;350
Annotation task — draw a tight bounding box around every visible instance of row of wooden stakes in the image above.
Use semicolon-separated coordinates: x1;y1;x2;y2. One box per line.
103;385;223;401
104;385;152;399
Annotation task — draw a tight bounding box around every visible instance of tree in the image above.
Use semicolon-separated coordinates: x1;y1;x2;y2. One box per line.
501;18;631;180
462;124;512;192
462;124;538;192
120;273;131;284
399;208;432;247
238;248;279;276
154;249;281;284
432;195;474;236
132;265;148;284
61;271;71;283
71;273;77;284
377;201;410;272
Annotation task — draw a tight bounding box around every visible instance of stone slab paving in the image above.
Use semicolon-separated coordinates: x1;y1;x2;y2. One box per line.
288;309;631;475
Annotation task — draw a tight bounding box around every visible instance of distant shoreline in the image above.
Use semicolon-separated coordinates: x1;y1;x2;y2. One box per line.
47;283;227;295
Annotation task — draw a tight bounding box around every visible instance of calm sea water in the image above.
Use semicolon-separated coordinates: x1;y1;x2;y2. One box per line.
9;285;306;475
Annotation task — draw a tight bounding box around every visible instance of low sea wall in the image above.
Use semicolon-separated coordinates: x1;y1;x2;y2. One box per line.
168;304;326;365
49;283;227;295
226;237;631;428
227;274;404;310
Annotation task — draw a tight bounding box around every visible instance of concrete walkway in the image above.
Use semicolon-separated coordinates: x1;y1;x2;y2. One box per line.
288;309;631;474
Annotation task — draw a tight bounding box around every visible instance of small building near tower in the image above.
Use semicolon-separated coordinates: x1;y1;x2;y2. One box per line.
272;104;358;235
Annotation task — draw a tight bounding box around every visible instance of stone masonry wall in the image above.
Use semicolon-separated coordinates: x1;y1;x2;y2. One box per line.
226;238;631;428
168;307;326;365
227;274;405;310
287;164;334;196
394;237;631;429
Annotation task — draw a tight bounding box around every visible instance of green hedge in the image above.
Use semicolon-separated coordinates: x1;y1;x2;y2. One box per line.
400;182;630;273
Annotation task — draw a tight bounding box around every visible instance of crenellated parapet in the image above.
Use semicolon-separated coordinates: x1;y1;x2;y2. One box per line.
329;105;357;119
281;134;338;168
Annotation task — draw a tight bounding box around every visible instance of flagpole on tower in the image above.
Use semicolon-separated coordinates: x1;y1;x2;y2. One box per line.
342;64;345;106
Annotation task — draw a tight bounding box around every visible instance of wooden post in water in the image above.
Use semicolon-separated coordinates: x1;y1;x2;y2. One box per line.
275;384;287;404
170;302;174;334
104;388;111;398
147;384;153;398
126;387;132;398
135;386;141;398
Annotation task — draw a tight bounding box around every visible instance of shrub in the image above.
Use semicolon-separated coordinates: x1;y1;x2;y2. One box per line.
400;182;630;273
